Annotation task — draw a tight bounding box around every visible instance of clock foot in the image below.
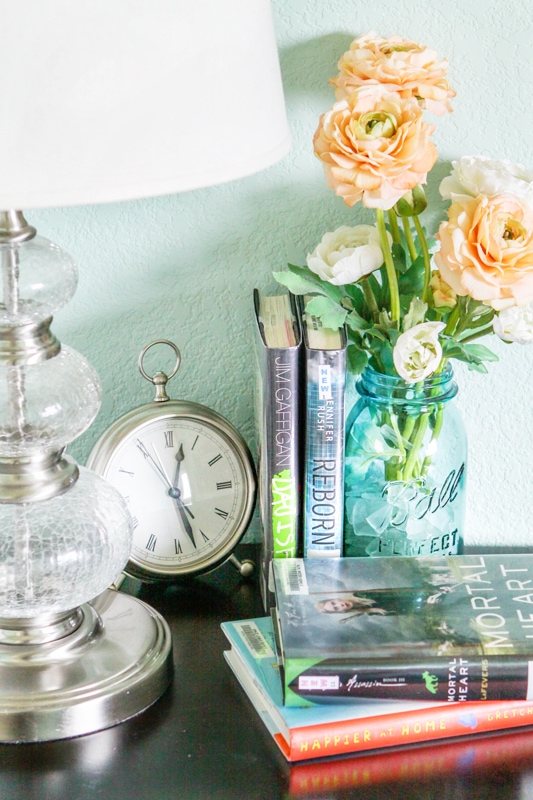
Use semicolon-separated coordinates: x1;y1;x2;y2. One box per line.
229;554;255;578
0;589;173;743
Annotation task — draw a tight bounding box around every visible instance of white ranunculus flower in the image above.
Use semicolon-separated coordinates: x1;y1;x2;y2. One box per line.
306;225;389;286
439;155;533;206
493;303;533;344
393;321;445;383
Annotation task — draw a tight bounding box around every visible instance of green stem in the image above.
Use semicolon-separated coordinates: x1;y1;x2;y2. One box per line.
402;413;429;481
402;217;417;262
387;210;401;244
361;278;380;321
444;303;461;336
376;208;400;323
412;214;432;304
421;405;444;476
401;414;416;444
389;413;406;459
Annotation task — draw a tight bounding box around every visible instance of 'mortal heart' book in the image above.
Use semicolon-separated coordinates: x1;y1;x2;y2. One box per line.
272;554;533;706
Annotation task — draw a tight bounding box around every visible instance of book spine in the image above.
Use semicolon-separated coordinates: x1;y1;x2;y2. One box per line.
284;697;533;761
286;657;531;705
302;342;346;558
254;296;302;607
288;716;533;775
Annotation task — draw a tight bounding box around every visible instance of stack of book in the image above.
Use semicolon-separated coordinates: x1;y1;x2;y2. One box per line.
223;552;533;762
253;289;346;607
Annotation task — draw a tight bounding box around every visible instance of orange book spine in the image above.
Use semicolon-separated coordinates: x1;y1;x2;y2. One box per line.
276;698;533;761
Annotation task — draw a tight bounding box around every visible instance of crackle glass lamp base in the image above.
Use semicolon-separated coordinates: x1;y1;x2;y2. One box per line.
0;590;173;743
0;214;173;742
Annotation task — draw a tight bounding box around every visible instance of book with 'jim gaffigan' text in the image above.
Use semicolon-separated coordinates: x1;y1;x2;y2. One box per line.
272;554;533;706
253;290;303;610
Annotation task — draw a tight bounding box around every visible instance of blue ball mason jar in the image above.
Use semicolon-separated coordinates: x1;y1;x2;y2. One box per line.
344;365;466;558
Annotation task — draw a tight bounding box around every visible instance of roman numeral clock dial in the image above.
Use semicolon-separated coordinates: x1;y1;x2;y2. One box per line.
86;340;256;581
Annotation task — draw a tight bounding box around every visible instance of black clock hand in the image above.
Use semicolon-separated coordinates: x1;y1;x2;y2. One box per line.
175;494;196;547
168;444;195;546
169;445;195;520
172;444;184;491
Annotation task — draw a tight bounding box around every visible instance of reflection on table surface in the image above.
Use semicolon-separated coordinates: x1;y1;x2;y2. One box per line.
289;728;533;798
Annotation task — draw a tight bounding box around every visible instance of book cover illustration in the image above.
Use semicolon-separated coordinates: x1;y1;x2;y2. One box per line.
253;290;303;608
299;298;347;558
272;554;533;705
222;616;533;763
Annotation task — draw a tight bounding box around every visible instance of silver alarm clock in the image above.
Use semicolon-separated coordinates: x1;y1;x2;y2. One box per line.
87;340;256;581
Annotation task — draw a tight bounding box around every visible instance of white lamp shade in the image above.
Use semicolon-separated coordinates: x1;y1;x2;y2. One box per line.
0;0;291;209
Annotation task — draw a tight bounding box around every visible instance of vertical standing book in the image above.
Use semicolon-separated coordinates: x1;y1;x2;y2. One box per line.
253;289;303;608
298;298;346;558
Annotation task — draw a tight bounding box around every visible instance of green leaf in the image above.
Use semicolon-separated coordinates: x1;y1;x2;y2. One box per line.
273;270;322;297
345;309;372;332
289;264;345;302
366;328;388;343
347;344;368;374
465;361;489;374
344;283;366;315
398;257;425;294
367;271;384;307
388;328;400;347
391;242;408;274
380;341;395;372
442;339;499;370
376;309;392;329
274;265;344;304
403;297;428;331
305;295;347;329
463;343;499;362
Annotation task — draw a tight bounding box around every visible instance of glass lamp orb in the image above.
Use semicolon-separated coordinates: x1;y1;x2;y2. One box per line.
0;346;101;457
0;466;133;617
0;236;78;325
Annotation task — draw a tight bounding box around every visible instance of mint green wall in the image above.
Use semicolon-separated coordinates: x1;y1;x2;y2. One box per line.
28;0;533;547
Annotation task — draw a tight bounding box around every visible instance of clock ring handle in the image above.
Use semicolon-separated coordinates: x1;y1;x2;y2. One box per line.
138;340;182;403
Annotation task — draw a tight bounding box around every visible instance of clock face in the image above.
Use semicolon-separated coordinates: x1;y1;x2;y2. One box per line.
93;408;255;579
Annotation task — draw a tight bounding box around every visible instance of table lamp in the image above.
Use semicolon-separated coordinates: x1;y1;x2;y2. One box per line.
0;0;291;742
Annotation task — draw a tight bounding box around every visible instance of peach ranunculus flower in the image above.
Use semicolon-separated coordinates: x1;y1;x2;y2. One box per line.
331;31;455;116
313;87;438;210
435;194;533;310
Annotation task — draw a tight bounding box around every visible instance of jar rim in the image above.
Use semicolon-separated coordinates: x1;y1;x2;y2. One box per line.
357;364;457;405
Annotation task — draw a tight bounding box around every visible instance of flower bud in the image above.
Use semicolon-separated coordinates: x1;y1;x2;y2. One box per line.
429;271;457;309
394;185;428;217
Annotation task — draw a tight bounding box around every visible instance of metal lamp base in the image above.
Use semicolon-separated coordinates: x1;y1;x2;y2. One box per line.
0;589;173;743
